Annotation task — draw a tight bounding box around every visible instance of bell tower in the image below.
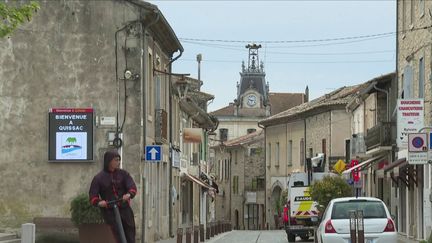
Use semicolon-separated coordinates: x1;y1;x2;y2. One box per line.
236;43;269;116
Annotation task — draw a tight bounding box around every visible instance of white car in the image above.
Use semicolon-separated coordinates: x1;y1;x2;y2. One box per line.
315;197;397;243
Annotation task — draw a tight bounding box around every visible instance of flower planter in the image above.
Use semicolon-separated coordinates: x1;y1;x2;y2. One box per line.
78;223;116;243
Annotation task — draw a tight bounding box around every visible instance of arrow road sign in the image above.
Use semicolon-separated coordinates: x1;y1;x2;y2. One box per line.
145;145;161;162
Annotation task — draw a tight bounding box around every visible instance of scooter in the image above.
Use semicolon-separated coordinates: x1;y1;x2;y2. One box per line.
107;198;128;243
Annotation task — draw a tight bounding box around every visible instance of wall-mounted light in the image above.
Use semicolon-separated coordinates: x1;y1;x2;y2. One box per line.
124;69;139;80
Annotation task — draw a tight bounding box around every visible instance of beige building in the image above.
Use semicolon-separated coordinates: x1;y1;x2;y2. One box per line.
171;76;218;234
259;84;367;229
209;44;306;226
212;131;266;230
344;73;396;200
395;0;432;240
0;1;217;242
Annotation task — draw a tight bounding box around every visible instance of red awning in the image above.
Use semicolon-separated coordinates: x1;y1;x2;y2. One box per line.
383;158;407;172
342;155;385;175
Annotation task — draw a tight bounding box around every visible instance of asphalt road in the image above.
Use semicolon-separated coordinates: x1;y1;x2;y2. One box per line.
206;230;313;243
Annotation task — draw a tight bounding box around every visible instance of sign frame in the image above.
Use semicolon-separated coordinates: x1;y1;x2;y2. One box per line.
48;108;94;162
146;145;162;162
408;133;428;165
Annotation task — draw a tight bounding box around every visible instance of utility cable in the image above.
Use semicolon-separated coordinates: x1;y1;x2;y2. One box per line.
178;24;431;44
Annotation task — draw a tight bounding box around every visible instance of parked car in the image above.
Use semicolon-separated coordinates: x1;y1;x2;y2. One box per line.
315;197;397;243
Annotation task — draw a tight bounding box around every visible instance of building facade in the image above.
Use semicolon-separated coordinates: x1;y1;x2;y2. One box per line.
209;44;307;227
259;84;367;229
396;0;432;240
212;130;266;230
0;1;217;242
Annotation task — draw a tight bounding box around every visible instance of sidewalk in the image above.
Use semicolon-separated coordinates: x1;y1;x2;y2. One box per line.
157;231;419;243
156;231;230;243
398;234;420;243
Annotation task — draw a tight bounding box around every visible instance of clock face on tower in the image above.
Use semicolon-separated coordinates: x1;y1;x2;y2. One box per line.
247;94;257;107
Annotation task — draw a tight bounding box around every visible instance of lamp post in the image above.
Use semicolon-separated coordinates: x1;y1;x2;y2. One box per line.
197;54;202;85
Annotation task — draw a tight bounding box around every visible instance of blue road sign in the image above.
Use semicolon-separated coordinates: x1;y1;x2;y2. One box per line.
145;145;161;161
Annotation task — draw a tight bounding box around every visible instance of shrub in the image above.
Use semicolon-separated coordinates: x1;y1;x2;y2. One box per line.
70;193;104;226
309;175;352;212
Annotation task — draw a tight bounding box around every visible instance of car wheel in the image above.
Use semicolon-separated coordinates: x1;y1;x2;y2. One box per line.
287;233;295;242
300;235;309;241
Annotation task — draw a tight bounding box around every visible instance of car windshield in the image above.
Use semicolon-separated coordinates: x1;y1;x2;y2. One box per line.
331;200;387;219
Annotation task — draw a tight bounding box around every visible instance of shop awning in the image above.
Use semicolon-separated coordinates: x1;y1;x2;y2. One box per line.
383;158;407;172
181;171;213;190
342;155;385;175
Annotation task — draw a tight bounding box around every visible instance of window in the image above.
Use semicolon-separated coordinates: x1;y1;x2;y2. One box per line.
247;128;256;134
267;143;272;167
275;142;280;167
148;51;154;118
256;178;265;190
402;0;406;30
322;139;326;154
419;57;425;98
410;0;414;25
219;128;228;142
250;147;261;156
251;178;257;190
287;140;293;166
300;139;304;166
233;176;239;194
403;65;413;98
419;0;425;17
331;201;387;219
234;151;238;164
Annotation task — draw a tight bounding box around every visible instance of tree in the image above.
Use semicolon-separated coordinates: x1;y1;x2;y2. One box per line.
0;1;39;38
309;175;352;213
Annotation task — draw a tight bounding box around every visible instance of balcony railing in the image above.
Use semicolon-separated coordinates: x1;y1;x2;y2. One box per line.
365;122;392;150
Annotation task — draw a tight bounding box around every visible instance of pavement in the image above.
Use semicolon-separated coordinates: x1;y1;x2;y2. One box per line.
156;231;422;243
397;234;421;243
155;231;233;243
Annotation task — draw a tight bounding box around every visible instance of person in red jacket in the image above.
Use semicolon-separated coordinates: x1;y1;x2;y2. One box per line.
89;150;137;243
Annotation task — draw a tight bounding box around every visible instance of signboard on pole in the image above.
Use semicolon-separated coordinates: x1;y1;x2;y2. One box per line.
146;145;161;162
408;133;428;164
397;99;424;149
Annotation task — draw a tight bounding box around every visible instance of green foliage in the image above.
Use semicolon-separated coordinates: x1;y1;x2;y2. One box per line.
309;175;352;212
70;193;104;226
0;1;39;38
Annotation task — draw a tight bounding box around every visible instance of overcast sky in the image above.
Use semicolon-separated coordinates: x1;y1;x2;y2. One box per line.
149;1;396;112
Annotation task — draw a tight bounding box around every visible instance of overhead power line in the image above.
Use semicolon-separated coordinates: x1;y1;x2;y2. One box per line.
180;32;395;44
179;25;431;44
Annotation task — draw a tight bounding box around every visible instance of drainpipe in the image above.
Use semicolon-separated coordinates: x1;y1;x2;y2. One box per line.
168;50;183;237
139;8;160;243
373;84;389;122
329;111;332;172
257;122;266;227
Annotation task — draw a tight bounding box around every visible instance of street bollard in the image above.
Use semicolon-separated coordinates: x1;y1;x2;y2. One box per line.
200;224;205;242
349;210;357;243
193;226;199;243
357;210;365;243
176;228;183;243
186;227;192;243
22;223;35;243
206;224;210;239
